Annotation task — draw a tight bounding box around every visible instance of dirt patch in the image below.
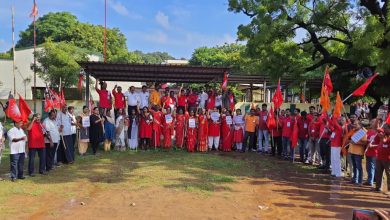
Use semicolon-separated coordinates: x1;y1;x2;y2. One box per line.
1;152;389;220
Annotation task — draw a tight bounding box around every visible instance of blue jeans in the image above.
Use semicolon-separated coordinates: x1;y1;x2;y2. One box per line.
351;154;363;184
282;137;290;157
366;156;376;185
257;129;270;152
28;148;46;175
10;153;25;179
298;138;308;162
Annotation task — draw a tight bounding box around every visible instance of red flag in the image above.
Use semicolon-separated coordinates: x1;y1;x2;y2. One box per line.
77;74;84;92
221;71;228;91
60;89;66;108
266;106;276;129
291;118;299;148
18;94;32;124
29;1;38;18
386;113;390;125
324;66;333;93
50;89;61;109
272;79;283;109
352;73;379;97
5;95;22;122
44;96;53;112
161;83;169;89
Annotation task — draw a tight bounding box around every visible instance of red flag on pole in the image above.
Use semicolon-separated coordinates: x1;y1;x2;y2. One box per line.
5;95;22;122
221;71;228;91
29;0;38;18
60;89;66;108
77;74;84;92
324;66;333;93
50;89;61;109
44;96;53;112
18;94;32;124
386;113;390;125
266;106;276;129
272;78;283;109
291;119;299;148
352;73;379;97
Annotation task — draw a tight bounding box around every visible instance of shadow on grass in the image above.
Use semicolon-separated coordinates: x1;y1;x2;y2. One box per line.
1;147;389;219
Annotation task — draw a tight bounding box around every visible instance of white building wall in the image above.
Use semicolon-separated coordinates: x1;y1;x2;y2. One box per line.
0;48;142;100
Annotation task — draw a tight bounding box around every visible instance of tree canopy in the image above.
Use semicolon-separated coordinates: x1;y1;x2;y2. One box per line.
228;0;390;101
34;40;89;88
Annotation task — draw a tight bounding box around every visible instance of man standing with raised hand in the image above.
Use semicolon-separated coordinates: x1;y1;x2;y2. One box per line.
112;85;126;119
95;79;112;115
27;113;47;176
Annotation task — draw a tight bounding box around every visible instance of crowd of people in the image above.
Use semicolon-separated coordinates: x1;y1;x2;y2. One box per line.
2;80;390;199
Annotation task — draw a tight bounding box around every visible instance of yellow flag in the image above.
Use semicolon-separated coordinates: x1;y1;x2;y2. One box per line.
333;91;343;118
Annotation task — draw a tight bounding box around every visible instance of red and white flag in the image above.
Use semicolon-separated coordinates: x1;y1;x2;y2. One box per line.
221;71;228;91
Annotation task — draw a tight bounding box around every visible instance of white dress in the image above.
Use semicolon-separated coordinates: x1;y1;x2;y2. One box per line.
115;115;125;147
128;117;138;149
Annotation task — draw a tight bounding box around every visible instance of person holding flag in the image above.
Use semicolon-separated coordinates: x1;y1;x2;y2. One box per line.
27;113;47;176
374;120;390;197
328;116;345;178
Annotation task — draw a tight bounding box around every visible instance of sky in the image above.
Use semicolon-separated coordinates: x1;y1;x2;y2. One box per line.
0;0;254;59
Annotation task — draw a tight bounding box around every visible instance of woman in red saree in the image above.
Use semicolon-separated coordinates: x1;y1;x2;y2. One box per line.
175;108;186;148
162;107;174;149
186;109;197;152
197;108;208;152
150;106;163;149
221;110;233;151
139;107;153;150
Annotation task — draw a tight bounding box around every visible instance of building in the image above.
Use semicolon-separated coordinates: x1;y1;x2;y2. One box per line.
0;47;142;101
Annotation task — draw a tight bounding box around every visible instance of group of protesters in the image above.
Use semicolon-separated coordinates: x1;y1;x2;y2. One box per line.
2;80;389;198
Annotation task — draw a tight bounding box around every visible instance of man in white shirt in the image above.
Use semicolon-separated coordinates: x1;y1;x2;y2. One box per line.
198;89;209;109
215;91;223;112
57;105;74;164
124;86;140;115
139;85;150;110
8;120;27;181
43;110;60;171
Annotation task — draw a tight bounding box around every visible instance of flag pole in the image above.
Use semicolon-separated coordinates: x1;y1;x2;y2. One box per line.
12;6;16;97
342;93;353;103
33;0;37;113
104;0;107;63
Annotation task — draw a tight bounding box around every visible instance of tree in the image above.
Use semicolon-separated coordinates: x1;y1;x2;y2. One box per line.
34;40;88;88
17;12;128;62
228;0;390;103
189;43;255;73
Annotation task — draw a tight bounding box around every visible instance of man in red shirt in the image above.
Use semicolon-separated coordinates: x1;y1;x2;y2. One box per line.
365;119;380;186
112;85;125;119
281;109;292;159
177;87;187;114
95;79;112;115
257;104;270;154
27;113;48;176
374;123;390;195
187;89;198;112
307;106;316;121
297;111;310;162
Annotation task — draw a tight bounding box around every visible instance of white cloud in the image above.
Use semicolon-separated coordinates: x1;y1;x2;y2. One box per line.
107;0;142;19
155;11;170;29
